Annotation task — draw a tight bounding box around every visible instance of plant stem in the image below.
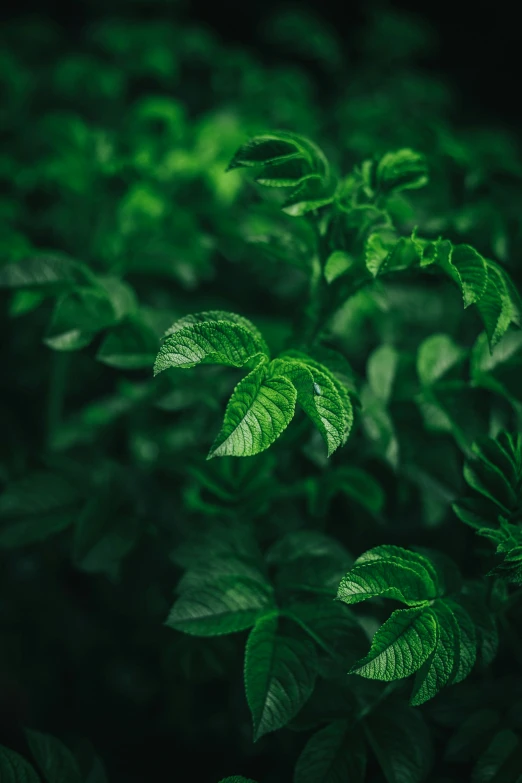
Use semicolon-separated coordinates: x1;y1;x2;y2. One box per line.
46;351;69;450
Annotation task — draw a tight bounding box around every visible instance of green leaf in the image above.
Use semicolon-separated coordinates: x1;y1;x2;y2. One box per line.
417;334;466;386
272;357;348;456
337;546;437;606
294;721;367;783
458;589;499;668
227;131;329;179
410;600;461;706
244;614;317;740
166;576;274;636
0;255;92;291
476;261;521;349
440;244;488;309
0;746;41;783
218;778;258;783
282;178;335;217
367;344;399;404
364;700;433;783
375;149;428;194
311;467;385;518
365;230;399;277
208;361;297;458
349;606;437;681
96;316;159;369
0;471;80;548
472;729;522;783
286;600;368;674
324;251;354;284
25;730;82;783
445;709;501;763
44;287;119;351
283;350;354;444
471;331;522;401
227;134;308;170
154;312;269;375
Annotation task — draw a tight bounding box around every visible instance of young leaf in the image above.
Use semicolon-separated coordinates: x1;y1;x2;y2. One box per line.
375;149;429;194
439;244;488;309
227;131;329;180
293;721;367;783
227;134;308;170
0;746;41;783
25;730;82;783
337;546;437;606
282;350;354;444
166;576;274;636
324;251;354;284
154;312;269;375
349;606;438;681
244;614;317;740
476;261;521;349
208;361;297;458
271;357;348;456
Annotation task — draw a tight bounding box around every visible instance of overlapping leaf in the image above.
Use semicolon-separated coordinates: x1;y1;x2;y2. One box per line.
244;614;318;740
338;546;483;703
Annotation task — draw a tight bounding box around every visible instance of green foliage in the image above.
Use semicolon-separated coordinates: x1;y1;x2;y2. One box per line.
338;546;490;704
453;431;522;583
2;5;522;783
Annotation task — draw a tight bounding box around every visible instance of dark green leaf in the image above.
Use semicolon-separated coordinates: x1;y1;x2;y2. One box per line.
25;730;82;783
166;576;275;636
245;614;317;740
0;746;41;783
294;721;366;783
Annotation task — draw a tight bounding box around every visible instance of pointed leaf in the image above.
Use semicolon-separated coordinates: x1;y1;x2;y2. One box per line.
272;358;348;456
375;149;429;194
349;606;437;681
154;313;268;375
338;546;437;606
245;614;317;740
476;262;519;349
324;251;354;284
410;601;461;705
166;576;274;636
208;362;297;458
294;721;367;783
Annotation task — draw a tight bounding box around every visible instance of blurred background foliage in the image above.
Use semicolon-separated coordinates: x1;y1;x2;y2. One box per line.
1;0;522;781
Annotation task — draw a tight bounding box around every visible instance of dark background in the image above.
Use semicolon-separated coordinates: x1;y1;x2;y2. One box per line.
1;0;519;131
